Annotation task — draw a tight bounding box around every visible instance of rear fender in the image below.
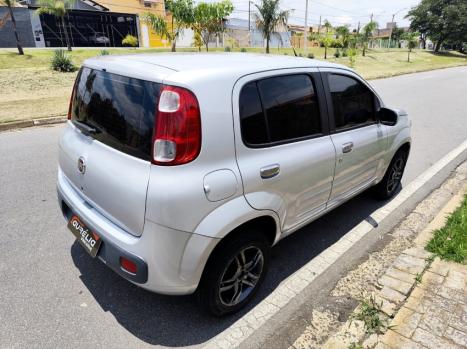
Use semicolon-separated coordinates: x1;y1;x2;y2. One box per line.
179;196;281;286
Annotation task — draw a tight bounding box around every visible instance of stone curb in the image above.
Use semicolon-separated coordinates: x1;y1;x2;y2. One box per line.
0;116;66;132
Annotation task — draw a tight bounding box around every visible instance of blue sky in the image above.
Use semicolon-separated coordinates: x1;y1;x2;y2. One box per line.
206;0;422;30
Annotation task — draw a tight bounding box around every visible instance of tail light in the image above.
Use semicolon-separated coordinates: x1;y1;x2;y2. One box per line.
120;257;137;274
152;85;201;166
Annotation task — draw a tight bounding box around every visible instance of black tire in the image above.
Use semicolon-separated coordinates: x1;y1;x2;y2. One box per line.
197;230;270;316
374;150;408;200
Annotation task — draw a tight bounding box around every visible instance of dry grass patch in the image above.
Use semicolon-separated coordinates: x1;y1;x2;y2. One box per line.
0;48;465;123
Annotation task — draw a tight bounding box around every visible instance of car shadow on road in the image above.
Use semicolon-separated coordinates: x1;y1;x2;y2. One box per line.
71;189;392;347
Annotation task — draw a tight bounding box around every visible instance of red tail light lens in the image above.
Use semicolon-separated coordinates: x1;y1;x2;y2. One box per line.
120;257;137;274
152;85;201;166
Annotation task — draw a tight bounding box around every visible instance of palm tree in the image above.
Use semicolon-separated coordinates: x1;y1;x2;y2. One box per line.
254;0;289;54
403;31;419;62
335;25;350;48
321;20;332;59
144;0;194;52
37;0;73;51
1;0;24;55
360;21;377;56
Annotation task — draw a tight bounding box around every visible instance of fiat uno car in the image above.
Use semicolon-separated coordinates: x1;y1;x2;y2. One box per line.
57;53;411;316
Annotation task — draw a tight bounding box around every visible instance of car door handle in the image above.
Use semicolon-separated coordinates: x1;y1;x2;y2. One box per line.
260;164;280;179
342;142;354;153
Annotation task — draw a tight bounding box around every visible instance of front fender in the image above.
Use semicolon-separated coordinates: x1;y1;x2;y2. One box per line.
377;114;412;180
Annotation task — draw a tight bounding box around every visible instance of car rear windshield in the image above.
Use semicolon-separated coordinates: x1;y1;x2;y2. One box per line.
70;67;160;161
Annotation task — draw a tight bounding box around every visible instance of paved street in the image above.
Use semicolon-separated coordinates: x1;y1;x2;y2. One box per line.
1;66;467;348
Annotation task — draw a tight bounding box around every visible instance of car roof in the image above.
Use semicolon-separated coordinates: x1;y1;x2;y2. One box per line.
85;52;350;80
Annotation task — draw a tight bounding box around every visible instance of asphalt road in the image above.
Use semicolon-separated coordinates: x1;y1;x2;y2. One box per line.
1;66;466;349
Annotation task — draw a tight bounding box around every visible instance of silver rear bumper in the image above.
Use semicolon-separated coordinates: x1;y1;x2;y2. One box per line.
57;167;219;295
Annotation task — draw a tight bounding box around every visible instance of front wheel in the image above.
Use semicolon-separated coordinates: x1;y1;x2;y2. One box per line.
374;150;408;199
197;231;270;316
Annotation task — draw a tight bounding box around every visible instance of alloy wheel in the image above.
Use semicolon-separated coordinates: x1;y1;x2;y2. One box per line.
218;246;264;307
387;157;404;194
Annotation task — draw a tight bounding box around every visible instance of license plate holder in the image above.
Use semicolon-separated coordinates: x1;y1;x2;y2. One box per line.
67;214;102;258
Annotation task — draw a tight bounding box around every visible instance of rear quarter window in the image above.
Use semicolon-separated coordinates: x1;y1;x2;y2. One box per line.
71;67;160;160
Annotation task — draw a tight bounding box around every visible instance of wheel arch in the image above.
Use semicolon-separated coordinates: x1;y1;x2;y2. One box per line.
181;196;280;291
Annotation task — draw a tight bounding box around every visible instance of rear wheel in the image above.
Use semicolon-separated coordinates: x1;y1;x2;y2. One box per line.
197;231;270;316
374;150;408;199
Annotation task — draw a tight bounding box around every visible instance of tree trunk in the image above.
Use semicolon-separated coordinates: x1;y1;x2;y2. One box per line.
420;37;426;49
362;45;366;57
171;18;176;52
407;49;410;62
7;5;24;55
434;39;442;52
265;33;270;54
324;46;327;59
61;16;72;51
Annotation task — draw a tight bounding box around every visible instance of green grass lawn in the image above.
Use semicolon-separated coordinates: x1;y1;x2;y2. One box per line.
0;47;466;123
426;195;467;264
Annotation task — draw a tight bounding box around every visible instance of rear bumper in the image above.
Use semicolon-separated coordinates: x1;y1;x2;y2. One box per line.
57;167;219;295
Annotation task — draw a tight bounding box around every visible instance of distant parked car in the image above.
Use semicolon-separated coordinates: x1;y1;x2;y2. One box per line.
57;53;411;316
89;32;110;45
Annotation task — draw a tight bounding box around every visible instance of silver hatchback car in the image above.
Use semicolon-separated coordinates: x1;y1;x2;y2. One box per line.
57;53;411;315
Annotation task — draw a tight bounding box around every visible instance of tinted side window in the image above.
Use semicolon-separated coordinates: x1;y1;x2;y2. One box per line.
239;82;269;145
328;74;375;130
258;75;321;143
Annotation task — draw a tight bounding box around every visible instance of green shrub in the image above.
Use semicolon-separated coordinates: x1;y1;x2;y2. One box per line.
334;49;341;58
100;49;110;56
342;49;348;57
122;34;138;47
307;53;315;59
51;49;75;72
240;47;247;52
224;46;231;52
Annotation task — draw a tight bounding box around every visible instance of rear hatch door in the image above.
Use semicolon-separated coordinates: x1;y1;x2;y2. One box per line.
59;64;164;236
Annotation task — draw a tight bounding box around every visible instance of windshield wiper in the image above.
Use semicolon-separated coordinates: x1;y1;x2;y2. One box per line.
73;120;102;136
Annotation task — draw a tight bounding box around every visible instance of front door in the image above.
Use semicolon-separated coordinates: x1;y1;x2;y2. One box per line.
232;70;336;232
321;70;387;205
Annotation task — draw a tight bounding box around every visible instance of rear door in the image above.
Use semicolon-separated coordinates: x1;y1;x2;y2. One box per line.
59;67;160;236
233;70;336;233
320;69;386;205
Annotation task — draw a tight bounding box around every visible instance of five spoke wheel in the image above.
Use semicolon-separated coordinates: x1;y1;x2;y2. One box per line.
386;157;405;194
218;246;264;306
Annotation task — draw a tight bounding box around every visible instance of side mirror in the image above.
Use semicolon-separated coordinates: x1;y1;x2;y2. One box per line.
379;107;398;126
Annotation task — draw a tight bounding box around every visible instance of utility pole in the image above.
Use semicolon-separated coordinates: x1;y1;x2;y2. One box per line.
304;0;309;55
387;13;395;50
248;1;251;47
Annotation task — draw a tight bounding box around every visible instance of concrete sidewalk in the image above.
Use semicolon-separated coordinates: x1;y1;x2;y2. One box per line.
290;163;467;349
376;185;467;349
379;258;467;349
